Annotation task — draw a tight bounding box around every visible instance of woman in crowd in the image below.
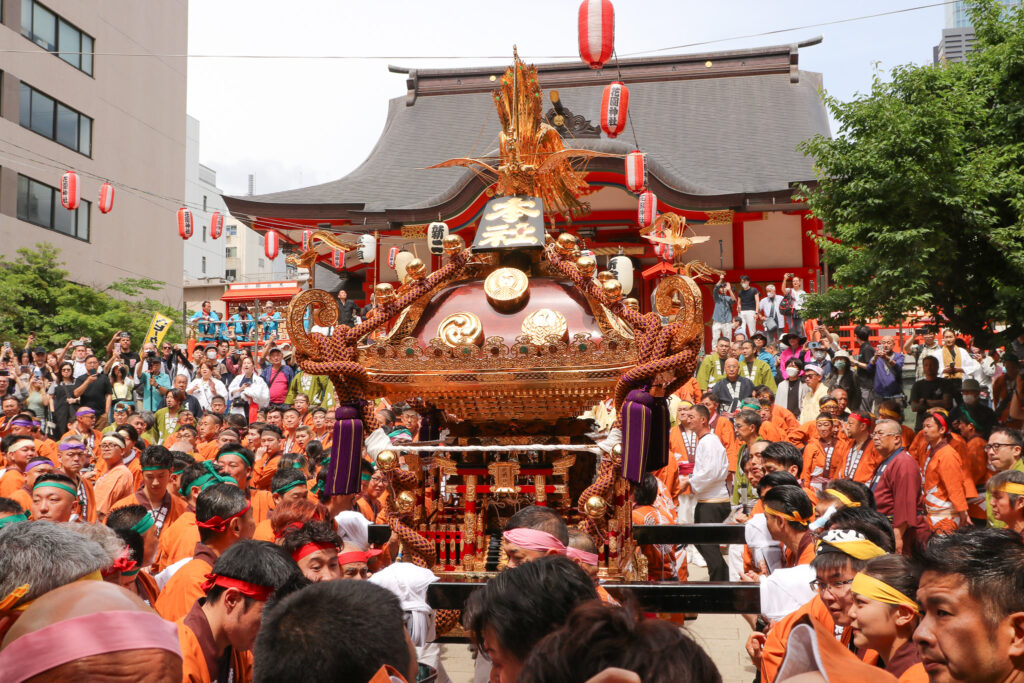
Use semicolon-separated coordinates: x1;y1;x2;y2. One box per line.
107;364;134;421
825;349;861;411
50;360;78;437
775;358;807;419
228;356;270;421
153;389;187;444
22;372;51;422
186;361;228;413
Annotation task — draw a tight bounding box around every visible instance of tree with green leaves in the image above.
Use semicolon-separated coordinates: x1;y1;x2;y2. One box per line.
799;0;1024;344
0;243;182;351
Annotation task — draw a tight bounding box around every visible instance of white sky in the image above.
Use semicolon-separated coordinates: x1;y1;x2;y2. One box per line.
187;0;947;198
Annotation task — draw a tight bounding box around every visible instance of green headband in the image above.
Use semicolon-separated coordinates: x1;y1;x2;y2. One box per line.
130;512;155;535
273;479;306;495
33;481;78;497
0;513;28;530
121;568;140;578
217;450;254;467
361;473;373;482
180;461;235;497
141;466;169;472
310;480;324;494
173;468;185;476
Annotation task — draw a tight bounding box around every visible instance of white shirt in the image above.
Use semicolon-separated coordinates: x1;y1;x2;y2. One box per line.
186;376;228;411
758;295;786;328
689;432;729;501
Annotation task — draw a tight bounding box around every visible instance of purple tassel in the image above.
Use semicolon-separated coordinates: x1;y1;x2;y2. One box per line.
325;403;363;495
647;396;670;473
621;389;653;483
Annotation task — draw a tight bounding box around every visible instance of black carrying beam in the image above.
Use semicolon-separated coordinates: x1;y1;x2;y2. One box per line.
632;523;747;545
426;581;760;615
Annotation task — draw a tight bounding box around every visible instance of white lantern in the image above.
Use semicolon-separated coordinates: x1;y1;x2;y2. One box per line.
428;221;449;255
393;250;415;282
357;234;376;264
609;254;633;296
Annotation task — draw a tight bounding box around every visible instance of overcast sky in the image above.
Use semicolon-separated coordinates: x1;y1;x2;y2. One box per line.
187;0;948;198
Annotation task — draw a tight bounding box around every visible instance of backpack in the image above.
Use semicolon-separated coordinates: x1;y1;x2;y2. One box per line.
779;292;794;317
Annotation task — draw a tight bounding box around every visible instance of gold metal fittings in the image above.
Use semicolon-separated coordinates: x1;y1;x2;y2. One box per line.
555;232;578;255
375;450;398;472
374;283;396;306
521;308;569;343
602;278;623;303
585;495;608;518
442;234;465;255
438;312;484;348
576;254;597;278
484;267;530;312
395;490;416;514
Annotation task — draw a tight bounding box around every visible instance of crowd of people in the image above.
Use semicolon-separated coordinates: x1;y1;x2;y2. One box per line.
2;290;1024;682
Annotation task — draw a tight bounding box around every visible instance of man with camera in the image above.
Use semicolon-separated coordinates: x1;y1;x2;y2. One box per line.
104;331;140;375
72;355;113;428
711;276;737;343
140;354;171;413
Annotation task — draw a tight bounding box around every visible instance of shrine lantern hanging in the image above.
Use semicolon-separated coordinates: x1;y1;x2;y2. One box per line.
394;250;415;282
209;212;223;240
624;151;647;193
332;249;343;269
98;182;115;214
637;190;657;228
387;246;400;268
177;208;194;240
302;229;314;251
60;171;80;210
609;254;634;296
600;81;629;138
578;0;614;69
357;234;376;264
264;230;279;260
428;221;449;255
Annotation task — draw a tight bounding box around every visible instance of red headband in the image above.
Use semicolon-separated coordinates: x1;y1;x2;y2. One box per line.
849;413;873;427
200;573;274;601
273;520;304;540
337;549;381;565
100;552;139;578
928;412;949;432
291;542;337;563
195;502;251;533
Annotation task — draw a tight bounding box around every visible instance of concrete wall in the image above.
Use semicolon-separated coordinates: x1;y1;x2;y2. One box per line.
0;0;188;305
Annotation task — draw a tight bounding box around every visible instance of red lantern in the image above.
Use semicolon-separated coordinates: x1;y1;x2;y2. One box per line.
388;247;399;268
625;151;647;193
60;171;80;210
302;229;314;251
177;208;194;240
600;81;629;138
265;230;279;260
98;182;114;214
578;0;614;69
210;212;223;240
637;190;657;228
332;249;343;269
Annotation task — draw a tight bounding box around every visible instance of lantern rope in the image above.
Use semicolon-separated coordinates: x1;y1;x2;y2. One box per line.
610;50;641;151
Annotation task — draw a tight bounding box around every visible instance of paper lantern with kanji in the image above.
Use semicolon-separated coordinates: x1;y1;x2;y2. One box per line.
209;212;223;239
653;238;674;263
60;171;80;210
609;254;634;295
357;234;376;264
600;81;629;138
264;230;279;260
98;183;114;214
428;221;449;255
388;246;400;268
637;190;657;228
578;0;614;69
624;151;647;193
177;208;194;240
331;249;343;269
302;229;314;251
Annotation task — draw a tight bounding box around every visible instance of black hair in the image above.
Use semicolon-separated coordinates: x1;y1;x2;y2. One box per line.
205;539;302;609
225;413;249;431
116;423;140;446
106;504;149;532
305;440;324;465
1;434;32;453
216;443;255;468
0;496;24;515
821;478;876;510
827;507;895;552
179;462;216;498
279;520;340;558
504;506;570;546
914;527;1024;626
270;468;308;495
140;445;174;471
196;483;249;542
260;424;284;439
518;602;721;683
32;472;76;495
172;452;196;471
254;579;411;682
762;485;813;530
567;528;598;555
990;426;1023;449
633;473;659;507
205;412;225;426
691;403;710;422
465;555;599;664
762;441;804;477
753;384;776;400
735;409;762;431
756;470;799;495
854;325;871;342
862;554;919;606
113;527;145;568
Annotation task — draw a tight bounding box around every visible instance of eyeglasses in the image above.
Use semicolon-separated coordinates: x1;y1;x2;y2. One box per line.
810;578;855;595
984;443;1019;451
872;432;900;439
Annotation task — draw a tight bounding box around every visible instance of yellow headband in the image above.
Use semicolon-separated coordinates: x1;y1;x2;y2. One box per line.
818;538;887;560
997;482;1024;496
10;569;101;613
878;407;902;421
824;489;861;508
0;584;29;612
852;572;919;614
765;505;811;526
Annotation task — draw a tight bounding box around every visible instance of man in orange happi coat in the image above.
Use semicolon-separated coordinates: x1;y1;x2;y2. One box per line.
153;460;237;573
111;445;187;539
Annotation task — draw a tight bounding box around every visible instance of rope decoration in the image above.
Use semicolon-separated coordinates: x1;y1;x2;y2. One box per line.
384;467;437;568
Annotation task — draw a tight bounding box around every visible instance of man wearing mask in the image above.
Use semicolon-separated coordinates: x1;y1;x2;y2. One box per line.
757;284;785;344
951;379;995;436
914;326;942;381
824;349;860;411
806;341;833;376
867;336;905;414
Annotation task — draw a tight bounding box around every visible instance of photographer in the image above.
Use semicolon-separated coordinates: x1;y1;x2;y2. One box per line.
140;355;171;413
857;335;906;414
72;355;113;428
711;276;736;342
104;330;140;375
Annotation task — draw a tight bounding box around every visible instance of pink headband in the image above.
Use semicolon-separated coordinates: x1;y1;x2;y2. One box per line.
502;528;567;554
565;547;599;566
0;610;181;680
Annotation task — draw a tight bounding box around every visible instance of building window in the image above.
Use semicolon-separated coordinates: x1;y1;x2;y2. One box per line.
21;0;94;75
258;258;265;268
201;256;206;274
226;225;237;237
19;82;91;156
202;195;207;212
16;173;89;241
202;225;207;242
225;246;238;258
225;269;236;280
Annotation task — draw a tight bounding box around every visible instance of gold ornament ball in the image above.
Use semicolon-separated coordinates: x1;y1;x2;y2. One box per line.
374;283;396;305
555;232;578;255
623;297;640;311
576;255;597;278
602;278;623;302
396;490;416;514
584;495;608;519
443;234;465;255
611;443;622;457
375;450;398;472
596;270;615;283
405;258;427;281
